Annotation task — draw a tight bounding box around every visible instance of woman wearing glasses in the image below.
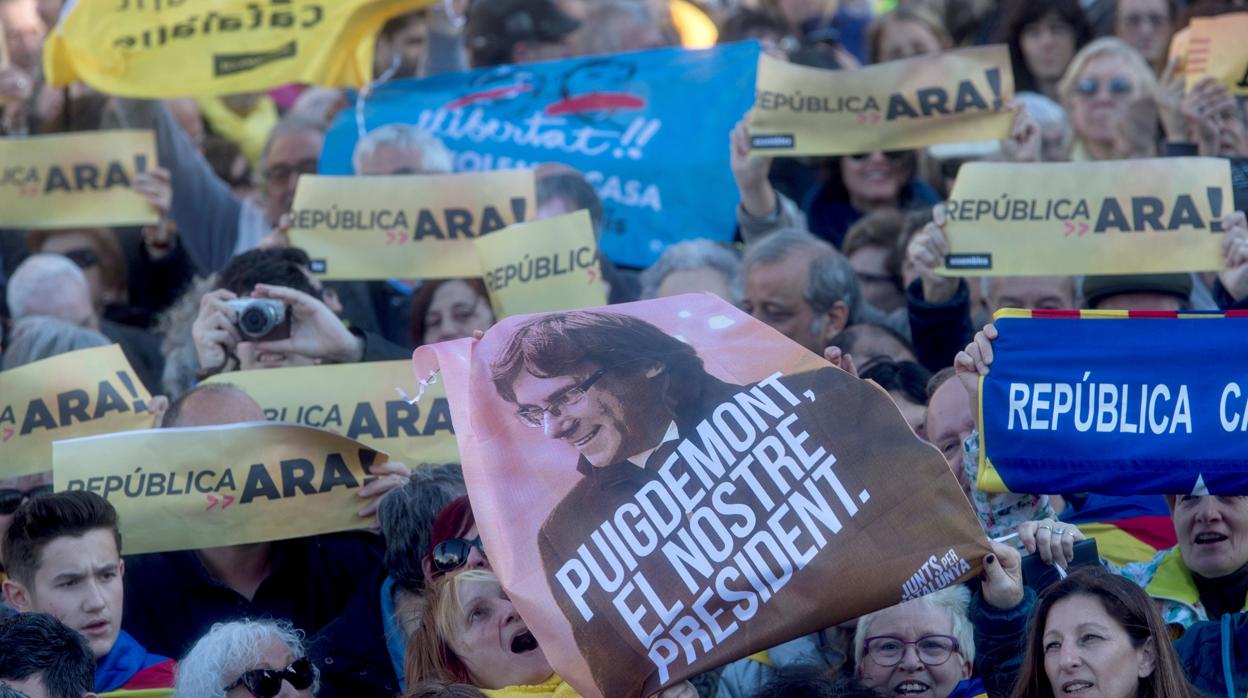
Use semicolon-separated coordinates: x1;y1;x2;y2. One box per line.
175;619;318;698
1057;38;1158;162
854;586;982;698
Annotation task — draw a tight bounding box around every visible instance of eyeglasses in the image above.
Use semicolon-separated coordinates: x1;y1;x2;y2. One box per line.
847;150;909;163
262;159;318;185
1074;78;1133;98
515;368;608;428
223;656;315;698
864;635;960;667
431;535;488;576
62;248;100;270
0;485;54;515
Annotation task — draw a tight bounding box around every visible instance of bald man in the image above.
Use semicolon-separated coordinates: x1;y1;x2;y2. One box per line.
121;383;411;659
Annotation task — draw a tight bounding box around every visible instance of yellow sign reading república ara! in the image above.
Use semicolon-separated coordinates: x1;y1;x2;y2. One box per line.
204;361;459;466
0;130;158;229
289;170;537;280
0;345;154;479
941;158;1233;277
54;422;388;555
749;45;1015;156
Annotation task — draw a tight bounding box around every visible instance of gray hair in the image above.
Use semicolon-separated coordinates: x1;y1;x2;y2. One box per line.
352;123;454;175
743;229;863;326
174;619;318;698
156;274;217;400
575;0;656;55
378;463;466;593
1014;91;1072;160
853;585;975;666
640;239;742;303
1;316;110;370
5;254;90;319
260;114;326;175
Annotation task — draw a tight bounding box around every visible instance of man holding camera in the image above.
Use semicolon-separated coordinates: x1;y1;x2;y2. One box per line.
191;248;408;378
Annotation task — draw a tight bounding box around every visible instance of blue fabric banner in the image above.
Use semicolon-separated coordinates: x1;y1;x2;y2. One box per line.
980;311;1248;495
320;43;759;268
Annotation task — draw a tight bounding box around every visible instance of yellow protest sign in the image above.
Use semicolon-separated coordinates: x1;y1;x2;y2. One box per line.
44;0;435;98
942;158;1233;277
748;45;1014;156
1184;14;1248;94
0;345;154;479
289;170;537;280
0;130;158;229
204;361;458;465
54;422;388;554
475;210;607;318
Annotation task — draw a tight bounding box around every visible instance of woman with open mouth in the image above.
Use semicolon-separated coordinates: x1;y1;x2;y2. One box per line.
402;568;697;698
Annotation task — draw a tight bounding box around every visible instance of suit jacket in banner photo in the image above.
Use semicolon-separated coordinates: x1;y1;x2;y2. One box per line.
320;43;758;269
413;294;992;698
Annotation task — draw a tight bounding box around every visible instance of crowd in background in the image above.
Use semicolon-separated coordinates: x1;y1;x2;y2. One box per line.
0;0;1246;697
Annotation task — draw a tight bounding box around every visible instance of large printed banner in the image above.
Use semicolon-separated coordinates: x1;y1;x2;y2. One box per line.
289;170;535;279
1;346;153;479
413;294;991;698
942;158;1233;276
0;130;158;229
476;210;607;318
204;361;459;465
748;45;1014;156
1184;13;1248;94
54;422;388;554
321;43;759;269
44;0;434;97
977;309;1248;496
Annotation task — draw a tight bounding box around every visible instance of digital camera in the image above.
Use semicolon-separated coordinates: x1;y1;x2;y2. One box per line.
225;298;291;342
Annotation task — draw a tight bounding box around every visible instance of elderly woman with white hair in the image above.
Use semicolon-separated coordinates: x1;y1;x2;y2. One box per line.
855;586;982;698
175;620;318;698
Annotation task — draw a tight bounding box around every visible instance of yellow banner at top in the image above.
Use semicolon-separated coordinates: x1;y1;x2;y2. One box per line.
1184;13;1248;94
749;45;1015;156
44;0;436;98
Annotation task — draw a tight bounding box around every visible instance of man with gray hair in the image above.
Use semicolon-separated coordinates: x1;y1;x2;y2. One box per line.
309;464;466;698
742;229;864;355
5;254;163;392
639;239;741;303
352;123;455;176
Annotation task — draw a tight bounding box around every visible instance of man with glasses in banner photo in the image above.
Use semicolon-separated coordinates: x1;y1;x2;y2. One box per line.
485;307;897;694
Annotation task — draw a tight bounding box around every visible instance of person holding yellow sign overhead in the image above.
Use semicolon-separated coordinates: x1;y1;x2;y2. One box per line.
121;383;412;662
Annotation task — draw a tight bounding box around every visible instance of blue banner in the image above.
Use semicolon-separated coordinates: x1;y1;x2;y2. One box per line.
980;311;1248;495
321;43;759;269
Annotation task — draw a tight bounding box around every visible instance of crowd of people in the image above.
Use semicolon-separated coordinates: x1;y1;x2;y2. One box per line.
0;0;1246;697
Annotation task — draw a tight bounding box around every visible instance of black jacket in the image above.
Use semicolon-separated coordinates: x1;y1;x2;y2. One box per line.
308;568;400;698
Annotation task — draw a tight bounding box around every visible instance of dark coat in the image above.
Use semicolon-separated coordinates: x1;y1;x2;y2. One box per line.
308;568;401;698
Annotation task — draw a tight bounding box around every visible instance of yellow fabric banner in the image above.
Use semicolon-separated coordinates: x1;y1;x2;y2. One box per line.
44;0;435;98
942;158;1233;277
290;170;537;280
0;130;158;229
204;361;458;466
54;422;389;554
1184;13;1248;94
748;45;1014;156
0;345;154;479
475;210;608;318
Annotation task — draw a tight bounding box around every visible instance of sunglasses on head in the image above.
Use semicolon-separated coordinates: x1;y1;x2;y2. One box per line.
224;656;315;698
846;150;909;163
0;485;54;515
431;535;487;576
1075;77;1133;97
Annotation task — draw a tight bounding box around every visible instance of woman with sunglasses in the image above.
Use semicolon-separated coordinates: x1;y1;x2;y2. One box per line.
175;619;318;698
423;496;490;580
1058;38;1158;161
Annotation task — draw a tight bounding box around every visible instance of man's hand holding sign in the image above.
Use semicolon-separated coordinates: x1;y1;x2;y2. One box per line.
413;294;991;698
